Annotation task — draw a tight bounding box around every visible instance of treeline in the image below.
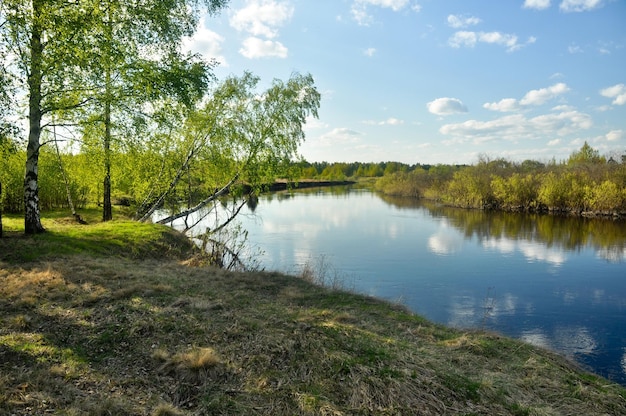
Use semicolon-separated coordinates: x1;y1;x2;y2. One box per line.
374;143;626;216
297;161;464;180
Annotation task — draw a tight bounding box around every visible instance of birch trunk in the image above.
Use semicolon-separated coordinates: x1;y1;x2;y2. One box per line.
24;0;45;234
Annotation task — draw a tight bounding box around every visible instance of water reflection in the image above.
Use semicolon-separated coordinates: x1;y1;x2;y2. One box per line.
523;327;598;357
379;194;626;262
483;237;566;267
428;222;464;255
197;187;626;385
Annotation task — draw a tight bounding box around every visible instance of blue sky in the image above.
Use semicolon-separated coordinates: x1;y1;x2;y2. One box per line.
185;0;626;165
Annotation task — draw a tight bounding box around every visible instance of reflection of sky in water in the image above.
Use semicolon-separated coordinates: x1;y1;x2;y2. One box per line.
428;227;464;255
522;327;597;357
481;236;566;267
189;189;626;386
597;246;626;263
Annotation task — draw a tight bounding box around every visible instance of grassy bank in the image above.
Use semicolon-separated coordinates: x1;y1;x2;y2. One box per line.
1;211;625;415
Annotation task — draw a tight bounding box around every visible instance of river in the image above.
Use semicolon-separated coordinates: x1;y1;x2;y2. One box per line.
168;185;626;385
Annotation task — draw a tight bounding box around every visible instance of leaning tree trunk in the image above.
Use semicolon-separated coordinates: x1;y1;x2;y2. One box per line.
24;0;45;234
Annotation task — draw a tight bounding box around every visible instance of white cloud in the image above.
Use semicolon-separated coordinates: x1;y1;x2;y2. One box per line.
351;6;372;26
239;37;288;59
606;130;624;141
319;127;362;145
483;98;520;112
364;47;377;57
600;83;626;105
560;0;603;12
362;117;404;125
427;97;468;116
230;0;294;39
182;18;227;65
520;82;570;106
383;117;404;125
448;31;477;48
440;110;593;143
350;0;413;26
523;0;551;9
304;117;329;130
356;0;410;11
447;14;481;29
483;83;569;112
448;31;534;52
481;31;519;49
568;44;583;54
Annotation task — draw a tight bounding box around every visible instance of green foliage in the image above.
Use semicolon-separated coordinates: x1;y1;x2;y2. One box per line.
584;180;624;211
492;173;538;209
445;168;494;208
374;169;426;198
568;141;605;166
375;143;626;215
0;148;24;213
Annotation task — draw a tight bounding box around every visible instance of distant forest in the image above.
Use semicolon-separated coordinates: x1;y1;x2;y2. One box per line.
2;140;625;217
300;143;626;216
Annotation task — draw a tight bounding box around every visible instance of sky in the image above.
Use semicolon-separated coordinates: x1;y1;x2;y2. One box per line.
185;0;626;165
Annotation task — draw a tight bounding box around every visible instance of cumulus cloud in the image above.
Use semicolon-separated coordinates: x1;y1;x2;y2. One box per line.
427;97;468;116
319;127;362;145
520;82;570;106
230;0;294;38
447;14;481;28
448;31;535;52
182;18;227;65
440;110;593;144
239;37;288;59
483;98;520;112
560;0;604;12
350;0;413;26
523;0;551;9
484;83;570;112
606;130;623;141
230;0;293;59
600;83;626;105
448;31;477;48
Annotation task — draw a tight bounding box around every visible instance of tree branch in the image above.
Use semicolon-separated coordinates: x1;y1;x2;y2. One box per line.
153;173;239;225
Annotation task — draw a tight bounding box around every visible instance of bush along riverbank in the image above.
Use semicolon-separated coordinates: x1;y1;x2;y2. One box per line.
1;212;625;415
374;145;626;220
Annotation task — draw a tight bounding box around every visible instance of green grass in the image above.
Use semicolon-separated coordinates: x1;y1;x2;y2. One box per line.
0;208;194;263
1;210;625;415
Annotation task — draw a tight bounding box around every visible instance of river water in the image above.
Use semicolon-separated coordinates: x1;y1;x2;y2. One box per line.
173;186;626;385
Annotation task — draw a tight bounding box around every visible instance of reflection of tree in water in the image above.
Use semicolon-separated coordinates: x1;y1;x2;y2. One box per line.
378;194;626;261
264;185;353;203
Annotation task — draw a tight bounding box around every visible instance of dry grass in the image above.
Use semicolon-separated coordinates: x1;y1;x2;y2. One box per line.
1;218;625;415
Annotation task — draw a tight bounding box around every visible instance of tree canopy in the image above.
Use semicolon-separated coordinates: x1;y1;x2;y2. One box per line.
0;0;230;233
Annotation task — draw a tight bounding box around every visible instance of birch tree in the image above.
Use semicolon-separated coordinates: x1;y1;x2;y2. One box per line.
0;0;93;233
76;0;227;221
0;0;228;232
141;71;321;229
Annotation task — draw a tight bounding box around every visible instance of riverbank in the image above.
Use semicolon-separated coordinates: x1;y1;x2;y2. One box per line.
1;212;625;415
